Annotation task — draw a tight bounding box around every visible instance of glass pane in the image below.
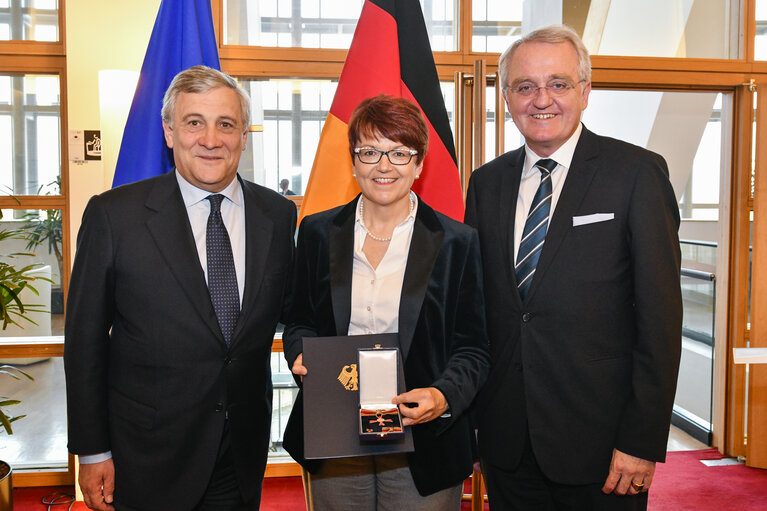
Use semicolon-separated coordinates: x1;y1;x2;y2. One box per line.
0;74;61;196
485;1;737;59
421;0;457;51
472;0;522;53
676;265;715;436
0;0;59;42
488;82;522;159
269;352;298;461
224;0;457;50
440;80;455;138
0;356;67;471
238;78;338;194
678;239;715;441
485;84;496;162
756;0;767;59
578;90;723;220
0;207;64;336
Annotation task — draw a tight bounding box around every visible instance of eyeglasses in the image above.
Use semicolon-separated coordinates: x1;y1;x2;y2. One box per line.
354;147;418;165
506;79;586;97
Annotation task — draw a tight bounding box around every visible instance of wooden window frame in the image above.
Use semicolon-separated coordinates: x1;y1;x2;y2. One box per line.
0;0;70;487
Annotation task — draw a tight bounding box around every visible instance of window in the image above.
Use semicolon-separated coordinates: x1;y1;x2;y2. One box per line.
0;74;61;196
0;0;66;485
0;356;66;470
223;0;458;51
237;78;338;193
0;206;66;472
472;0;521;52
472;0;738;58
0;0;59;42
756;0;767;59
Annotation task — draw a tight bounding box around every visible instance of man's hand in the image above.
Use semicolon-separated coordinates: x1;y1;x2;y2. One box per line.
291;353;307;382
392;387;447;426
602;448;655;495
79;458;115;510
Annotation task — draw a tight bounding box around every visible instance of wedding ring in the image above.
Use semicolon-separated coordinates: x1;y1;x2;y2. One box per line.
631;481;645;491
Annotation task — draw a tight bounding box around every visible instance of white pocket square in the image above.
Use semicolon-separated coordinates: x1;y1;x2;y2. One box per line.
572;213;614;226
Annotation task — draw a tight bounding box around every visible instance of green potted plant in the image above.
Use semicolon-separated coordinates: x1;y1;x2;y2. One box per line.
0;210;45;510
21;178;63;314
0;365;33;510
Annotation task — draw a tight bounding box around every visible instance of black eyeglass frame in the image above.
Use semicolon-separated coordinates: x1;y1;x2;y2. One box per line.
353;147;419;165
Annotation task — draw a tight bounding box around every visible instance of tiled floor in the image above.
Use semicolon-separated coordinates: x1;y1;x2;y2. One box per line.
667;424;709;451
0;357;67;470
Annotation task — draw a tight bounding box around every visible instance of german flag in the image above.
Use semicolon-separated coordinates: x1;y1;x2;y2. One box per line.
298;0;463;223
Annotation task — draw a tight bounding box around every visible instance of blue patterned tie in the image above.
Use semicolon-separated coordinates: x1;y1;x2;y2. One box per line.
206;194;240;346
515;158;558;300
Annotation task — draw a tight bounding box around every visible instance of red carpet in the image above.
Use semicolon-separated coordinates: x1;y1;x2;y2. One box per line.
11;486;82;510
649;448;767;510
15;451;766;510
260;476;305;510
11;479;310;510
12;477;485;510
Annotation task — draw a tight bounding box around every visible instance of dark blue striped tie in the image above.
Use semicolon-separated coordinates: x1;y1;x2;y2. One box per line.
206;194;240;346
515;158;558;300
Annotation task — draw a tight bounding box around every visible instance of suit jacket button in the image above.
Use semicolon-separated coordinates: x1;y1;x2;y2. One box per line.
215;402;224;412
224;357;232;365
522;313;532;322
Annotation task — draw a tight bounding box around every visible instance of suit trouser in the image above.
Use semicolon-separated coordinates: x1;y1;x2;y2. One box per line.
482;432;648;511
115;421;259;511
308;453;463;511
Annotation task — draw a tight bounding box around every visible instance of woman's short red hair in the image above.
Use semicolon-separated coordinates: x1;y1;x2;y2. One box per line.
348;94;429;164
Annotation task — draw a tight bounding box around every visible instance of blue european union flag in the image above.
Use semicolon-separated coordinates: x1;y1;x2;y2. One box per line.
112;0;220;188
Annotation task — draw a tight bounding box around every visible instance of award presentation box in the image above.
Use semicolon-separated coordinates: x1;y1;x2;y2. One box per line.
358;347;404;438
302;333;415;459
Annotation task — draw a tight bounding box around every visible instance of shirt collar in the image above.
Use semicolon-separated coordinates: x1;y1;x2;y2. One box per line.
523;122;583;177
355;190;418;226
175;170;242;208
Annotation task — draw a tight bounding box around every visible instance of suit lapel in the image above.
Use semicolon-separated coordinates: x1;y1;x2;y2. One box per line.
231;178;274;346
502;148;525;305
145;172;222;342
326;197;443;359
527;127;599;301
329;200;357;336
398;198;444;360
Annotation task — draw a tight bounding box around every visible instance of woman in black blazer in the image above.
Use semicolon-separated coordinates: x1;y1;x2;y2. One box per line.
282;95;491;510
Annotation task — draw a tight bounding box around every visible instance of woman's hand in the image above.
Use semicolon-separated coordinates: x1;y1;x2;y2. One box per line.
392;387;447;426
291;353;308;382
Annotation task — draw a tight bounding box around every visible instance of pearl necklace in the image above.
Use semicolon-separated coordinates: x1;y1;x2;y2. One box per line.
359;194;415;242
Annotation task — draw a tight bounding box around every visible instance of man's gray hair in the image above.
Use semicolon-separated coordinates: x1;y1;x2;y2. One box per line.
161;65;251;131
498;24;591;90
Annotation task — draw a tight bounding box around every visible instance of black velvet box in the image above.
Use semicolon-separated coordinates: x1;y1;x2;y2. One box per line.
302;334;413;459
358;347;404;439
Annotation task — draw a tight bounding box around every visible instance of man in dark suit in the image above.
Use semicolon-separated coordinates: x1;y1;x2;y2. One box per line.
465;25;682;510
64;66;296;510
279;178;296;196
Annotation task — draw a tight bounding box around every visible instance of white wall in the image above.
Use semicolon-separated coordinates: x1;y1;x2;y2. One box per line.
65;0;161;267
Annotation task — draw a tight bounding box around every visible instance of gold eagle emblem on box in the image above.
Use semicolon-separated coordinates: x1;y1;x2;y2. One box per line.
337;363;358;391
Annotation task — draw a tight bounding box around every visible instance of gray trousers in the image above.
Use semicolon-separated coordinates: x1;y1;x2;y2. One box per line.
307;453;463;511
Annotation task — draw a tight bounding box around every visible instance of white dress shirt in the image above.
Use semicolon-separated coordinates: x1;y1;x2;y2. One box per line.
513;123;582;261
79;172;246;465
176;171;246;303
348;192;417;335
